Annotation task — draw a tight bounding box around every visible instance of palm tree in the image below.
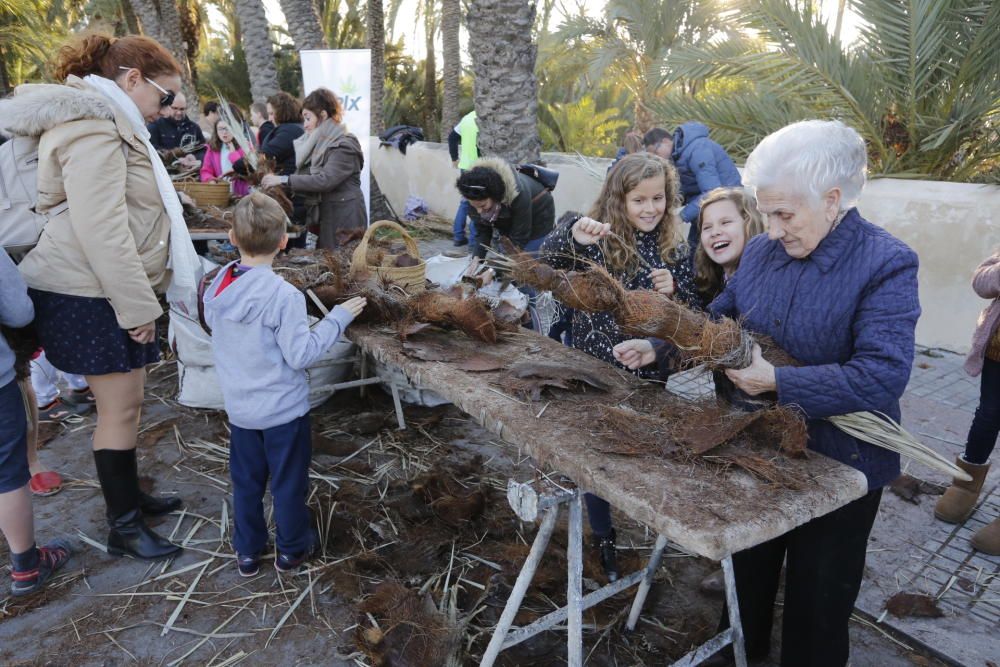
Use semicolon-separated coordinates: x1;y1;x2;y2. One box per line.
653;0;1000;181
1;0;55;93
127;0;199;114
539;95;630;157
439;0;460;136
466;0;541;163
553;0;723;132
279;0;327;50
317;0;365;48
421;0;439;141
234;0;279;102
368;0;386;134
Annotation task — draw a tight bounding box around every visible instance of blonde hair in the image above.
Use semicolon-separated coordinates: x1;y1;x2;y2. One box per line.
231;192;287;255
693;188;765;302
590;153;684;276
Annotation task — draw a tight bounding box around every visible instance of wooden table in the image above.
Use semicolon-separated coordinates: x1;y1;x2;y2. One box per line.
348;324;869;665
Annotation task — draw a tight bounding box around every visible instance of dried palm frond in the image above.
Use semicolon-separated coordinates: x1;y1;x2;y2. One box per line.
828;412;972;481
212;89;257;171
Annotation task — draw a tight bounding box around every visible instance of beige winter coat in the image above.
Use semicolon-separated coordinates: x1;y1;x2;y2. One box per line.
0;76;169;329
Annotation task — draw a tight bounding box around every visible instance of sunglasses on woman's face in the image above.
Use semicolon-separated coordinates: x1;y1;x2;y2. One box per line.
119;66;176;108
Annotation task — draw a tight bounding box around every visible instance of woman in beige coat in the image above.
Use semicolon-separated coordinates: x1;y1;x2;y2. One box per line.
0;34;188;560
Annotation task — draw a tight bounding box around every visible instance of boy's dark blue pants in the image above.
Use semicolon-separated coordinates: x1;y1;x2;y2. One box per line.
229;414;312;557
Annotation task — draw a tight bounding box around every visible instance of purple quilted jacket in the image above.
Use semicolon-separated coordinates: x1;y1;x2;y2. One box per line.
710;208;921;490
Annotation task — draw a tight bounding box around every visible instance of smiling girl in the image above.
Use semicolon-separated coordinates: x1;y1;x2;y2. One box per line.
693;188;766;306
538;153;697;581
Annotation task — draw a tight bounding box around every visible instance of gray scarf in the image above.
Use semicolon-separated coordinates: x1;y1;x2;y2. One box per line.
293;118;347;171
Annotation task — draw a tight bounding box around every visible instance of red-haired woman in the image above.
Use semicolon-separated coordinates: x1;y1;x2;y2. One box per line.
0;33;193;560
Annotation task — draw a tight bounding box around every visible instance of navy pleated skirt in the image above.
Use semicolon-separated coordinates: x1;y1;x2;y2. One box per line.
28;289;160;376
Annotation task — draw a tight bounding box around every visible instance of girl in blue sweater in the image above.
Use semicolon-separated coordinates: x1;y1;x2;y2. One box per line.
0;251;73;596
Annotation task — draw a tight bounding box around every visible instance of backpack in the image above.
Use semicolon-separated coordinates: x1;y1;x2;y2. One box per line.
378;125;425;155
516;164;559;192
0;136;68;253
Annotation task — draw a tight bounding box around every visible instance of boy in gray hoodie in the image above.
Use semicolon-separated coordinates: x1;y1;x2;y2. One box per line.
203;193;365;576
1;250;73;595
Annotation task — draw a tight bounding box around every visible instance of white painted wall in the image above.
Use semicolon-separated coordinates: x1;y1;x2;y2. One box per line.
370;138;1000;353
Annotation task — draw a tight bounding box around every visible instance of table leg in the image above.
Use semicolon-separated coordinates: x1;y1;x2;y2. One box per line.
722;555;747;667
625;533;669;631
480;505;561;667
389;383;406;430
359;353;369;398
567;492;584;667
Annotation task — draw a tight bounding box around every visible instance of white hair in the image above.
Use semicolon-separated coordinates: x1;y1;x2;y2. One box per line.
742;119;867;211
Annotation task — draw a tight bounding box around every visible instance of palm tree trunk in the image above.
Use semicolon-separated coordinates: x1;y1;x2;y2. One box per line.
467;0;541;163
128;0;163;40
279;0;328;50
128;0;198;118
422;3;439;141
368;0;386;134
235;0;280;103
0;46;10;97
440;0;461;135
121;0;141;34
833;0;847;42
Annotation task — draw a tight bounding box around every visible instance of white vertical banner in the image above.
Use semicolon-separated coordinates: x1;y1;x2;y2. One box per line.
300;49;372;219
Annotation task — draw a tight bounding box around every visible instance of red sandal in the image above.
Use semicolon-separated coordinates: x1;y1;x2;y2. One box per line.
29;471;63;497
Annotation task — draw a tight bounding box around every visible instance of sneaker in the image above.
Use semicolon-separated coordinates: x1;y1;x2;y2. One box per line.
236;553;260;577
10;538;74;597
38;398;90;422
274;550;310;574
453;238;469;247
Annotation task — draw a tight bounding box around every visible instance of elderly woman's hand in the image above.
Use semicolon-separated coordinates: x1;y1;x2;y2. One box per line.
725;344;777;395
650;268;675;296
613;339;655;370
260;174;283;189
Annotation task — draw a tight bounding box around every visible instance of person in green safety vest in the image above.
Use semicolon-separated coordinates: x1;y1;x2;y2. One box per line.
447;110;480;248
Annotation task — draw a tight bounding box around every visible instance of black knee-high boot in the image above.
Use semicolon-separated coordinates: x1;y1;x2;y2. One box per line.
93;449;182;560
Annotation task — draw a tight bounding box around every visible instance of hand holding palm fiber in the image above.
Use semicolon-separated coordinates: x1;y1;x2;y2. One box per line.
493;238;970;481
492;238;794;368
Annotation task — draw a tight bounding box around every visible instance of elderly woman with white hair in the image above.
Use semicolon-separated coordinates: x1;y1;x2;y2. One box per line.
702;120;921;667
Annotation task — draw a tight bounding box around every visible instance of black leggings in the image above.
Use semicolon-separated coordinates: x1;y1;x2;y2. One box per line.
718;489;883;666
965;356;1000;465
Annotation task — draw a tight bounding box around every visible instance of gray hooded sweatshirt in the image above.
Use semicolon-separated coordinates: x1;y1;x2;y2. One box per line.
1;251;34;387
203;261;354;430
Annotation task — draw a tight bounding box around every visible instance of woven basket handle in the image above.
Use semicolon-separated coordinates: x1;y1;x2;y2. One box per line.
351;220;422;268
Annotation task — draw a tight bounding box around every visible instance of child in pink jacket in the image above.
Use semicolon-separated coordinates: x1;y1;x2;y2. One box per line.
200;118;251;197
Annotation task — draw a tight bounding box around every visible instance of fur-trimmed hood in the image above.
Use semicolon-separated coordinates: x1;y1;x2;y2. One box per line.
469;156;519;205
0;77;116;138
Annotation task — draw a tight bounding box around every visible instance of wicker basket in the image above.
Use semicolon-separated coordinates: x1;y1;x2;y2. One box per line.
174;181;231;208
349;220;426;294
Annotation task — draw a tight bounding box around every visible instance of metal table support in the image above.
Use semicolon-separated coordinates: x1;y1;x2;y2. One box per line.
480;480;747;667
304;289;406;430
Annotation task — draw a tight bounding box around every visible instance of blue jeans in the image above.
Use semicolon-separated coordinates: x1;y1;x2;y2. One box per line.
229;414;313;556
0;379;29;493
584;493;612;538
453;198;477;245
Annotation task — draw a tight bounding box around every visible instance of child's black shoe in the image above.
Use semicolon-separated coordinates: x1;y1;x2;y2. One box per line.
10;538;74;597
274;550;309;574
236;553;260;577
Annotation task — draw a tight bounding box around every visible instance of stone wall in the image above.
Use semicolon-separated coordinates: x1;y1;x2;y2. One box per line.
370;138;1000;353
